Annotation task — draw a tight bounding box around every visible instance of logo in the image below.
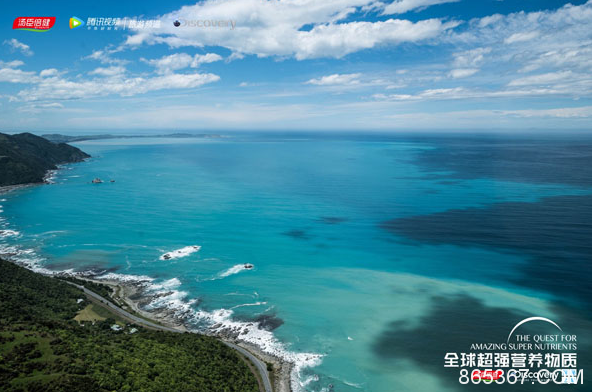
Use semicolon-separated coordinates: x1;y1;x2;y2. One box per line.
13;17;56;32
171;18;236;30
69;16;85;29
85;17;160;30
472;370;503;382
507;317;563;343
444;317;583;386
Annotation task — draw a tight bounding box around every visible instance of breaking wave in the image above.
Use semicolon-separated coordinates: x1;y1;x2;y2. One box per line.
219;263;254;278
231;301;268;309
0;229;20;238
159;245;201;260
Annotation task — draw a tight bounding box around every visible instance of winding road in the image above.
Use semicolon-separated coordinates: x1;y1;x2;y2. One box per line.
65;281;273;392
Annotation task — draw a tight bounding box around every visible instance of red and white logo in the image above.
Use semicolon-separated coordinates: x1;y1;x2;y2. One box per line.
13;17;56;31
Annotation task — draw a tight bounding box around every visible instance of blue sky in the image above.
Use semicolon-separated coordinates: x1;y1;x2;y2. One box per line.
1;0;591;132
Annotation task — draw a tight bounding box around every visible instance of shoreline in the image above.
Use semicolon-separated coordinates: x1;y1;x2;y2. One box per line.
1;167;301;392
73;275;294;392
0;183;39;195
0;160;71;194
0;173;61;195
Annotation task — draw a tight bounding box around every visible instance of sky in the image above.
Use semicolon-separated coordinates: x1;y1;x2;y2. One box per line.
1;0;591;133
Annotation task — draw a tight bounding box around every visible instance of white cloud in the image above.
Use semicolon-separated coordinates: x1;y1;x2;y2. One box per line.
306;73;362;86
454;1;592;59
121;0;458;59
143;53;194;74
293;19;458;59
519;44;592;73
376;106;592;130
88;66;126;76
382;0;459;15
85;49;129;65
17;102;64;113
0;68;36;83
3;39;33;56
1;49;221;103
501;106;592;118
0;60;37;83
140;73;220;92
304;73;397;90
144;53;223;74
227;52;245;62
452;47;491;68
372;79;592;101
508;71;577;86
504;31;540;44
0;60;24;68
11;70;220;102
390;106;592;121
375;2;592;101
448;68;479;78
40;68;59;77
191;53;223;67
445;47;489;79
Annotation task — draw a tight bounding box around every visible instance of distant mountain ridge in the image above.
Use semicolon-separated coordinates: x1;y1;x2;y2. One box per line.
42;133;223;143
0;132;90;187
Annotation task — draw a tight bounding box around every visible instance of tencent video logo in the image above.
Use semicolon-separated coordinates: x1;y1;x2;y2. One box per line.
69;16;85;29
13;17;56;32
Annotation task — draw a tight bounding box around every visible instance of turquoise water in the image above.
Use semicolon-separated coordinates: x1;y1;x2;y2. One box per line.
1;134;590;391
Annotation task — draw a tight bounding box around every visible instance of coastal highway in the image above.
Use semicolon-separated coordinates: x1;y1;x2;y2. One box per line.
65;281;179;331
223;341;273;392
65;281;273;392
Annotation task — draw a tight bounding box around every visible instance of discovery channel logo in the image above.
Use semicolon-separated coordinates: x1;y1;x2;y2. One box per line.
69;16;85;29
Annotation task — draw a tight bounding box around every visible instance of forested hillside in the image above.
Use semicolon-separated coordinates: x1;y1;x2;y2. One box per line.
0;259;259;392
0;133;90;186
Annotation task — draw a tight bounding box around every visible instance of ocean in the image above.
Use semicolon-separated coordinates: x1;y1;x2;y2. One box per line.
1;133;591;392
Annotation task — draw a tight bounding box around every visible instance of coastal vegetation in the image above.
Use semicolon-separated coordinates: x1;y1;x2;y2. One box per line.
60;276;114;301
0;132;89;187
0;259;259;392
